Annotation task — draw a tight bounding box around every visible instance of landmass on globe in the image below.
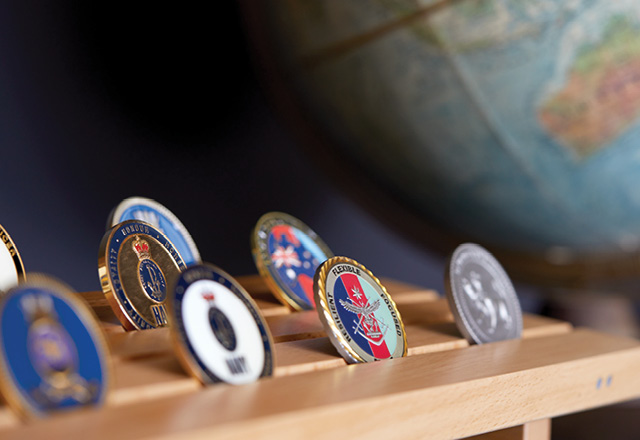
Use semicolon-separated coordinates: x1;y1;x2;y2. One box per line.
538;16;640;159
263;0;640;253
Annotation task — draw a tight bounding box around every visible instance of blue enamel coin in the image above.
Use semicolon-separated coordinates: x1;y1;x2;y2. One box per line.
170;264;274;385
0;276;109;419
109;197;201;266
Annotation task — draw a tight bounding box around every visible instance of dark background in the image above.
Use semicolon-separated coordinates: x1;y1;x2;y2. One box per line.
0;2;447;294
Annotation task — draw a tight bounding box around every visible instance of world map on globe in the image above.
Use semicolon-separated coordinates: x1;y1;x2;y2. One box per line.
262;0;640;258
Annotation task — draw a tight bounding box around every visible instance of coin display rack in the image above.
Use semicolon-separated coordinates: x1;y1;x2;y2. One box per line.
2;275;640;439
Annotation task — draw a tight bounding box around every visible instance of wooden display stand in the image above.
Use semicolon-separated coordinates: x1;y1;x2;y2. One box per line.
2;276;640;439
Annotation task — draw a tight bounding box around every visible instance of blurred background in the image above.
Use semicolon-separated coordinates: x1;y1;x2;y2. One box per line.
3;1;640;438
0;2;445;293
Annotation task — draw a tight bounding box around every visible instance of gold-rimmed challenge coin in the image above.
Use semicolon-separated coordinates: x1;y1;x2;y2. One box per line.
314;256;406;363
0;224;25;293
0;274;111;420
252;212;333;311
98;220;186;331
168;263;275;385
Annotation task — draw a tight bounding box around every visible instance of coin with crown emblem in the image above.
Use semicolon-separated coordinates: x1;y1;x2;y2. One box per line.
108;196;201;266
252;212;333;311
0;274;110;419
169;263;274;385
0;224;26;294
314;256;406;363
98;220;186;331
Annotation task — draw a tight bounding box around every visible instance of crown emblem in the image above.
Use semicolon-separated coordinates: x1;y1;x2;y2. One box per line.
132;235;151;260
20;293;54;324
202;292;215;302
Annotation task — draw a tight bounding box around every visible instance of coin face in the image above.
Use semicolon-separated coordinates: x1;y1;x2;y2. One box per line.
252;212;333;311
314;256;406;363
108;196;201;266
0;275;110;419
169;264;274;385
0;224;26;294
98;220;186;331
445;243;523;344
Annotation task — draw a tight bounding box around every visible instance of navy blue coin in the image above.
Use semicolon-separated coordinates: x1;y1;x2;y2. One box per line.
169;264;274;385
0;275;110;419
108;196;201;266
99;220;187;331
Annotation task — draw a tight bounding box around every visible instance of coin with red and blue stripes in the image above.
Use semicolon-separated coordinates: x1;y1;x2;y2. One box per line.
314;257;406;363
0;276;110;419
169;264;274;385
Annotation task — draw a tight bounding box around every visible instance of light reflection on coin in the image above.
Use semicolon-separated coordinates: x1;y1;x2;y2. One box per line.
445;243;522;344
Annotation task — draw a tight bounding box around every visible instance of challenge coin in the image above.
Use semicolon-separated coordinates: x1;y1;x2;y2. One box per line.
98;220;186;331
169;264;274;385
314;256;406;363
0;275;110;419
0;224;26;293
252;212;333;311
445;243;523;344
108;196;201;266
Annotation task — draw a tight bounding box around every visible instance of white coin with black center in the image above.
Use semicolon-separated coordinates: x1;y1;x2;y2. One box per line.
170;264;274;385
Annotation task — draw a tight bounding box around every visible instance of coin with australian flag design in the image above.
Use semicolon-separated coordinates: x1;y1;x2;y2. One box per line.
252;212;333;311
314;256;406;363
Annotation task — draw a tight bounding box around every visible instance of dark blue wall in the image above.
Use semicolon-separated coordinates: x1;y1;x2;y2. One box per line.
0;3;446;294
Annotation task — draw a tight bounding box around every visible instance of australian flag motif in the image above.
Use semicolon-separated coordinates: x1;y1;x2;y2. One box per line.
268;225;325;309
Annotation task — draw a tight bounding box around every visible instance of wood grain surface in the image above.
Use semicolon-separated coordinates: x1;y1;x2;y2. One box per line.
2;275;638;440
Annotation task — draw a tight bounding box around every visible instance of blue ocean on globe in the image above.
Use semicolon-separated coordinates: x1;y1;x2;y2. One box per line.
265;0;640;256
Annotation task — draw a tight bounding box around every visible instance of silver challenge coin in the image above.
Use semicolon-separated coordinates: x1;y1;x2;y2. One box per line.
445;243;522;344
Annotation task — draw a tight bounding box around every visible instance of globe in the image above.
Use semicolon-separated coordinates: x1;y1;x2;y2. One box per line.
247;1;640;285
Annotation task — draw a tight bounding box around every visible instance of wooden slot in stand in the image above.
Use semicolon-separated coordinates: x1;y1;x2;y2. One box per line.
1;276;639;439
